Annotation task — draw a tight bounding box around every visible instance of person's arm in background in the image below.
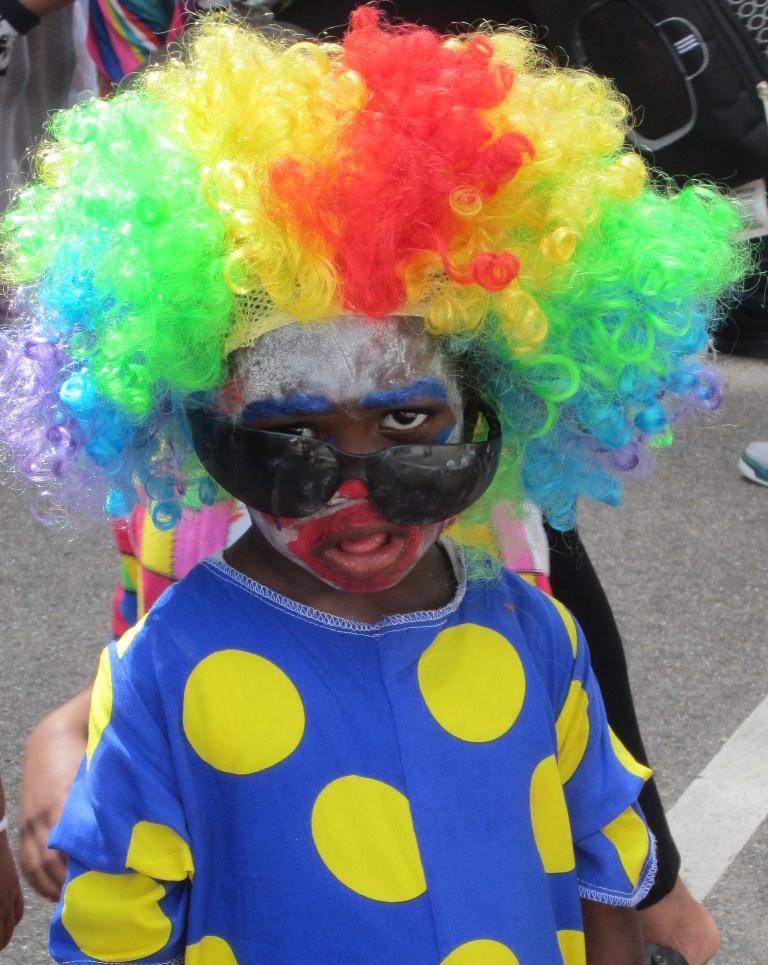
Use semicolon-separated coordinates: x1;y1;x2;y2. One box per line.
0;0;73;74
19;685;91;901
0;776;24;949
18;513;142;901
581;900;644;965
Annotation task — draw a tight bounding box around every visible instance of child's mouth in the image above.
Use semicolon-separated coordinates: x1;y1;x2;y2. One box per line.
322;529;411;579
337;532;389;555
282;503;430;589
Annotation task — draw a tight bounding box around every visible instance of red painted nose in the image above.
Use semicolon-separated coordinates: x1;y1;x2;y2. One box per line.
335;479;370;500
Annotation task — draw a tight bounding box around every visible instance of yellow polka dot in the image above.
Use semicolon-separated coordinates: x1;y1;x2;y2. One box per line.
418;624;526;742
183;649;304;774
61;870;171;961
601;806;650;888
550;598;578;658
557;929;586;965
311;776;426;902
86;646;113;767
530;755;575;873
609;728;652;782
186;934;239;964
141;506;176;576
555;682;590;784
116;615;146;658
440;939;519;964
126;821;194;881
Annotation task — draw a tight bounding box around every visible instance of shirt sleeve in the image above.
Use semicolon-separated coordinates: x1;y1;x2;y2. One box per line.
529;589;656;907
49;628;192;964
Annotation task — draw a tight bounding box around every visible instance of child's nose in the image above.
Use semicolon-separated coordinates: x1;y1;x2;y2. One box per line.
332;420;379;456
334;478;369;500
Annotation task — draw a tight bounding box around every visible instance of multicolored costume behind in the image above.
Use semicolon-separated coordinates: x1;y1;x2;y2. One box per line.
86;0;184;87
0;8;748;556
110;498;249;635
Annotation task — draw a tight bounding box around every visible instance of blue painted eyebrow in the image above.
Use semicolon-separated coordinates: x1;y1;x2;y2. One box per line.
242;394;334;421
359;377;449;410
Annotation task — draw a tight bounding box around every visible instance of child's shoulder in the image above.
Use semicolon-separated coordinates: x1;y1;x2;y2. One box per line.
140;556;227;615
461;550;555;612
124;557;251;649
462;556;581;668
111;557;270;687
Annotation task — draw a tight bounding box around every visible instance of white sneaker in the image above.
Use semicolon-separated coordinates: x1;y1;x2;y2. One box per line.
738;440;768;486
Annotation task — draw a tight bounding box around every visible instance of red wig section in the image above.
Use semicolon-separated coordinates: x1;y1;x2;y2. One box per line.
267;6;534;316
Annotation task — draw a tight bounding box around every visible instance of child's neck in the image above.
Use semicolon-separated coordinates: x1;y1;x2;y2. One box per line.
223;526;457;624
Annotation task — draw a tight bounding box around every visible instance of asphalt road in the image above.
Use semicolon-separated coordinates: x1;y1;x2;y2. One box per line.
0;353;766;963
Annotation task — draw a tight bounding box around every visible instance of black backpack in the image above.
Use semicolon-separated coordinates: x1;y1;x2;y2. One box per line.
285;1;768;186
521;0;768;190
281;0;768;352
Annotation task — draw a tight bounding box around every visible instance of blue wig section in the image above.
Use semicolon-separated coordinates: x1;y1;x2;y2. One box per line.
516;328;722;529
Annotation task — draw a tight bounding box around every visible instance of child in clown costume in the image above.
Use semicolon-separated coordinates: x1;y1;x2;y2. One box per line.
0;8;747;963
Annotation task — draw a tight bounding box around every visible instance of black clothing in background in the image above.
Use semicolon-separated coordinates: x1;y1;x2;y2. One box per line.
546;525;680;906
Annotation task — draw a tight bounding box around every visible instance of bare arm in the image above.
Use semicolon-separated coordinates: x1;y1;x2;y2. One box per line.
0;777;24;950
19;685;92;901
582;898;644;965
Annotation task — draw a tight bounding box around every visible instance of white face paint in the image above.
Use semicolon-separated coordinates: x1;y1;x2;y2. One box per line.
222;315;465;592
222;315;464;442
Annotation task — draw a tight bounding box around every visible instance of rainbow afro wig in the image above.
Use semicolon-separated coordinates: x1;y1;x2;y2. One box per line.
0;6;749;551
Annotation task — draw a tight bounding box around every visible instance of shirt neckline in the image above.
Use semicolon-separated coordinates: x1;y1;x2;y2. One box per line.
203;537;467;632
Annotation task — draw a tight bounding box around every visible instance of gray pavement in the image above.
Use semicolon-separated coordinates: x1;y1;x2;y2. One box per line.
0;353;766;963
577;353;768;964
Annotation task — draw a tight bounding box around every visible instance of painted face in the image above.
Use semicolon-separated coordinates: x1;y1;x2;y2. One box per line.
225;316;464;592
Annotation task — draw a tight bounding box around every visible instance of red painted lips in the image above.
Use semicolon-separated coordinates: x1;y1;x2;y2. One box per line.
284;503;434;591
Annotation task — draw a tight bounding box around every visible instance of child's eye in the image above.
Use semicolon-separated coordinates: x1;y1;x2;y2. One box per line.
281;425;318;439
381;410;429;431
